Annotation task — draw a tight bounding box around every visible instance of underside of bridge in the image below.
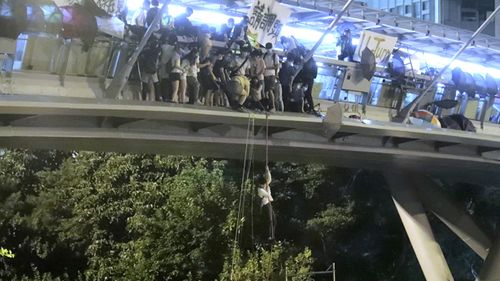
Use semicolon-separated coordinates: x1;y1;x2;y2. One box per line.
0;95;499;184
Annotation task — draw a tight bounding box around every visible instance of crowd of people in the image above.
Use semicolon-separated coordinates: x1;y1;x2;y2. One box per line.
128;0;320;114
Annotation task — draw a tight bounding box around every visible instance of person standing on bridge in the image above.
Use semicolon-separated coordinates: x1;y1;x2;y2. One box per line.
133;0;150;27
263;42;280;112
337;28;354;62
296;55;318;114
159;34;177;102
139;38;161;101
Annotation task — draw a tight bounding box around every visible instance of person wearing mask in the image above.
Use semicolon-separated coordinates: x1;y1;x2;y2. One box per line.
174;7;194;36
248;49;266;111
337;28;354;62
263;42;280;111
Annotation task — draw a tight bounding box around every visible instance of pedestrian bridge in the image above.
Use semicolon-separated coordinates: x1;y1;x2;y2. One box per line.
0;94;499;185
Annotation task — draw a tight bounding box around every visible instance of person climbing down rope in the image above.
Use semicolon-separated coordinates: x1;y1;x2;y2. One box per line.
258;166;276;241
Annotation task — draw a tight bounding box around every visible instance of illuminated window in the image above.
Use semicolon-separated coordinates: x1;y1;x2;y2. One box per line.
405;5;411;14
422;1;428;11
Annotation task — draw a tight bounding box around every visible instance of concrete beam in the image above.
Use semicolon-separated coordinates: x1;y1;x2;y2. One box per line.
412;176;492;260
385;172;454;281
479;233;500;281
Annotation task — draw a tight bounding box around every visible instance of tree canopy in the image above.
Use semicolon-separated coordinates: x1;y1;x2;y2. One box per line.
0;150;497;280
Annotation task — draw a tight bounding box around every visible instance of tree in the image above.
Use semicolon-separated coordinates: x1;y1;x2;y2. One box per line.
220;243;313;281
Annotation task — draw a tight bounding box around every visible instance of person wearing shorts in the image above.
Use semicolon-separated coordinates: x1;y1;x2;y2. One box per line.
263;42;280;111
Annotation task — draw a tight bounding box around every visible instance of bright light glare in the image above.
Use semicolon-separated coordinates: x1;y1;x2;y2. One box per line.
189;8;242;26
415;52;500;79
168;4;185;17
280;26;337;44
124;1;500;78
126;0;143;10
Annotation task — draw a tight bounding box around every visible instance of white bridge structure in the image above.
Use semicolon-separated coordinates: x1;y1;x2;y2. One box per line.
1;0;500;280
0;93;498;281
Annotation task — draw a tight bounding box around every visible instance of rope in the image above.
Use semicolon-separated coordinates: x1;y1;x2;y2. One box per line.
265;113;269;167
242;118;255;242
230;112;255;278
240;117;255;239
250;155;255;245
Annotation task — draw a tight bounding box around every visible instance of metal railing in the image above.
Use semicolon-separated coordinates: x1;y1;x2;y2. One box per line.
285;262;336;281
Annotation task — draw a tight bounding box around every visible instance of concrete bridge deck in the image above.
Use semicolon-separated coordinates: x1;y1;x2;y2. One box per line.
0;95;499;184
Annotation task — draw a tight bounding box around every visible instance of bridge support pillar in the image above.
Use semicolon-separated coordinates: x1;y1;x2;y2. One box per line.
412;176;492;259
479;233;500;281
385;172;454;281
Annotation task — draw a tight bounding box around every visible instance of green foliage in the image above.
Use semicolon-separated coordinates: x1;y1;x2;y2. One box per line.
0;247;15;258
0;151;239;280
0;150;495;281
220;243;313;281
306;202;356;237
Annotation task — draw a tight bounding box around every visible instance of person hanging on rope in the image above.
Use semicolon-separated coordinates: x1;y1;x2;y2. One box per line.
258;165;276;241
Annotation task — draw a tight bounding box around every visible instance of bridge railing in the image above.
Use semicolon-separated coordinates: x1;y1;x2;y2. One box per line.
1;33;500;125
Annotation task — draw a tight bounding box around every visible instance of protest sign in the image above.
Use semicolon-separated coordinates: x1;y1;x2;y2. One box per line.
247;0;292;46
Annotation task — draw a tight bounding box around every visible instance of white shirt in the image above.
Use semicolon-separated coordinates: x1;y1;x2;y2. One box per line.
133;9;147;27
233;56;250;76
184;57;200;77
263;51;279;77
259;184;273;207
170;52;182;74
159;44;176;79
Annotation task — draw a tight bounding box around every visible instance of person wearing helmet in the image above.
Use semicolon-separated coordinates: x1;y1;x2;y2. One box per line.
337;28;354;61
